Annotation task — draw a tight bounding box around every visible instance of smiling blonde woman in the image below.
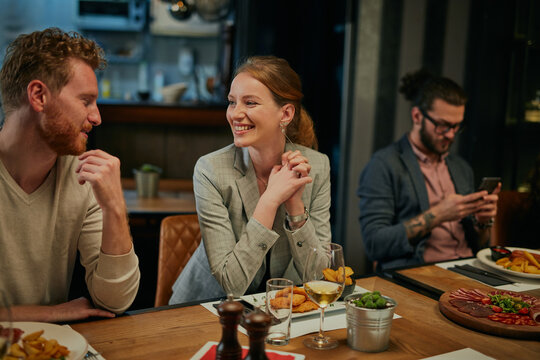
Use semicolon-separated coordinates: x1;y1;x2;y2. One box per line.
169;56;332;304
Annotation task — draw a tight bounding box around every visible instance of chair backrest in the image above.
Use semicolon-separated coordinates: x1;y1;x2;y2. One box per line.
492;190;530;247
155;214;201;307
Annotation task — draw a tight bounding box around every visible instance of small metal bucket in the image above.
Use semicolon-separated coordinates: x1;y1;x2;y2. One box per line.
344;293;397;352
134;170;160;198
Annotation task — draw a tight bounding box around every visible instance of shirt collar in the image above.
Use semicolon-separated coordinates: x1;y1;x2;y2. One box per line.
407;135;448;164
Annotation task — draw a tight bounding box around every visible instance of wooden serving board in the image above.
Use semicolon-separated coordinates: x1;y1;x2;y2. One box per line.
439;291;540;340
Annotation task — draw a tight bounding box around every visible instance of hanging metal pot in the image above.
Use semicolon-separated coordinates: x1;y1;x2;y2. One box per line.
168;0;195;20
194;0;231;22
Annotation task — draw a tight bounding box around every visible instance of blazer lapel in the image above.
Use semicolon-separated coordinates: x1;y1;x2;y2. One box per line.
398;135;430;212
234;147;260;219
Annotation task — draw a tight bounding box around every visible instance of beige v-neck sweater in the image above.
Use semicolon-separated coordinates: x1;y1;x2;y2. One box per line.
0;156;139;313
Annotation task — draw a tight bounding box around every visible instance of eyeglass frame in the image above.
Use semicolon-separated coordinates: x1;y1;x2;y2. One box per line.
419;107;465;135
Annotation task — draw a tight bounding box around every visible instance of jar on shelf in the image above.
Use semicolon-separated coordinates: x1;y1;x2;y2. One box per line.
524;90;540;123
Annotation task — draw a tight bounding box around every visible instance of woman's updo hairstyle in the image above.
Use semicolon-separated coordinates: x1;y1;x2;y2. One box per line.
233;56;318;150
399;68;467;111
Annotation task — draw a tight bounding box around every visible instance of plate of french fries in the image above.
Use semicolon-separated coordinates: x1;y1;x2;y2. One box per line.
1;322;87;360
476;247;540;279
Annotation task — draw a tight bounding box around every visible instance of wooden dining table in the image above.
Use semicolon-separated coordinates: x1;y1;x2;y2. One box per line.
70;275;540;360
392;262;540;298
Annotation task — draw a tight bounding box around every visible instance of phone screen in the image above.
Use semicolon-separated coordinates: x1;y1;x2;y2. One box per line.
478;177;501;193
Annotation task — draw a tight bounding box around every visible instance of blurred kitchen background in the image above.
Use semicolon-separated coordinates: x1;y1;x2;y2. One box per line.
1;0;539;308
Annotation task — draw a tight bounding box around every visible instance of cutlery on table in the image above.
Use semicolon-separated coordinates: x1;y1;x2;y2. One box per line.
84;350;100;359
450;264;516;286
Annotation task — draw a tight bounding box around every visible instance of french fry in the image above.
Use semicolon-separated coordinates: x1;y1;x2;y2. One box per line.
525;265;540;274
6;328;70;360
9;343;26;357
323;266;355;285
322;268;337;282
23;342;40;356
43;339;57;354
343;266;354;277
23;330;44;342
336;268;345;283
4;356;20;360
524;250;540;268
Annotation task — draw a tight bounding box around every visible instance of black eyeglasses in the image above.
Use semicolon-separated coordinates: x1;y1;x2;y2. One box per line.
419;108;465;135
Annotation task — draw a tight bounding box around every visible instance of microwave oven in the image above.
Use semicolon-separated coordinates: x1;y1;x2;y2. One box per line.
75;0;147;31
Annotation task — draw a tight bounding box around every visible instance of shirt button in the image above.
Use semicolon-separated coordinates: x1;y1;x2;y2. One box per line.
296;241;303;247
260;243;267;250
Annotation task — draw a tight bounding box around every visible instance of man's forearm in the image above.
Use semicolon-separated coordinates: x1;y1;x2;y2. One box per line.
100;206;133;255
403;210;437;245
9;304;55;322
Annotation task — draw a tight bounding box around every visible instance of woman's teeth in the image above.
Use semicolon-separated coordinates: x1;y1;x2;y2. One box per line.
235;125;252;131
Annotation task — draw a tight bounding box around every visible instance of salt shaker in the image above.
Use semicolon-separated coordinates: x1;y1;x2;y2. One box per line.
215;295;243;360
243;308;272;360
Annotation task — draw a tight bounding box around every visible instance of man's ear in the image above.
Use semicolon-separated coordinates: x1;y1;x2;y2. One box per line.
411;106;423;126
27;80;49;113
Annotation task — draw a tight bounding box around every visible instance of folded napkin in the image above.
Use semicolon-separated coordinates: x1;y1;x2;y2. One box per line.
422;348;495;359
201;286;401;339
447;266;512;286
191;341;305;360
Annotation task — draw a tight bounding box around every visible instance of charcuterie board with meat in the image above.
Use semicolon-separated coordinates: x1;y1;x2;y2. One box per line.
439;288;540;340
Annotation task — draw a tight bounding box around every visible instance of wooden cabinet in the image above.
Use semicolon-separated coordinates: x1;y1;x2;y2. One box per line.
90;102;232;179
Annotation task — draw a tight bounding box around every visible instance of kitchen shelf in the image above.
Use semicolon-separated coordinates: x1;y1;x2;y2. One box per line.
98;102;227;127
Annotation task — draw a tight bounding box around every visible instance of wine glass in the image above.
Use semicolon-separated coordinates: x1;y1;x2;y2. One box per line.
302;243;345;350
0;290;13;358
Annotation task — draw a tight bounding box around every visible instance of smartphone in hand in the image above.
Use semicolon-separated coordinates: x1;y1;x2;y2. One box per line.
477;177;501;194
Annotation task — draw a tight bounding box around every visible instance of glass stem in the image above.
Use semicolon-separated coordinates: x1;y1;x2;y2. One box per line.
318;307;326;340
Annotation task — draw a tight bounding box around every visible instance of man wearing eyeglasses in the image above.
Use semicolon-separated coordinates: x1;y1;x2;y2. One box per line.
357;69;500;271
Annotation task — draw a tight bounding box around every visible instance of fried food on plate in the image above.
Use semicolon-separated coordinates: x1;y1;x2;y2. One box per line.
495;250;540;274
269;286;320;313
269;293;306;309
323;266;354;285
293;300;319;313
5;329;70;360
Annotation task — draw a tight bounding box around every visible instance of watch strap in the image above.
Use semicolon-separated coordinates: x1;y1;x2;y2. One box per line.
286;207;309;223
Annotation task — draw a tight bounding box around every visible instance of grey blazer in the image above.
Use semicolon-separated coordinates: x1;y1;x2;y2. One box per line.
169;143;332;304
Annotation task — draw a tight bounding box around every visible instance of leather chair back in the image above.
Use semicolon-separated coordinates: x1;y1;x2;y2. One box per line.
155;214;201;307
492;190;530;247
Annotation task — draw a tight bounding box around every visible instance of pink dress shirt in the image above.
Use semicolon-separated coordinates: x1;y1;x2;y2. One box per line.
409;138;473;262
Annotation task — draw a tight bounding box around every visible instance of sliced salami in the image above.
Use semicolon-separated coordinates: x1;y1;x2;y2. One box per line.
448;289;538;326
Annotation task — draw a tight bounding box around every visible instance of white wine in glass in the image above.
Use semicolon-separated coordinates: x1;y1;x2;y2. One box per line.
0;290;13;358
303;243;345;350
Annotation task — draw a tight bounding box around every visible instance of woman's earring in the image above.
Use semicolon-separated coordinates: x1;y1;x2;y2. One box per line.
280;121;289;134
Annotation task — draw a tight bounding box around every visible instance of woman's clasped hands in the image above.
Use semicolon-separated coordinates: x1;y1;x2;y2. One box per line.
263;150;312;210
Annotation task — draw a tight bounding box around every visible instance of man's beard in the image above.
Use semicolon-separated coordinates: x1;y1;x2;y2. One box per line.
39;101;88;156
420;118;452;156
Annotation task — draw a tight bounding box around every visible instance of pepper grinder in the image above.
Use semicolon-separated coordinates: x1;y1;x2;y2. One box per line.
215;295;243;360
243;308;272;360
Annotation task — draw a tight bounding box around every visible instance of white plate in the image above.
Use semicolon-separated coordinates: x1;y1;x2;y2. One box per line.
240;286;364;319
0;322;88;360
476;247;540;280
